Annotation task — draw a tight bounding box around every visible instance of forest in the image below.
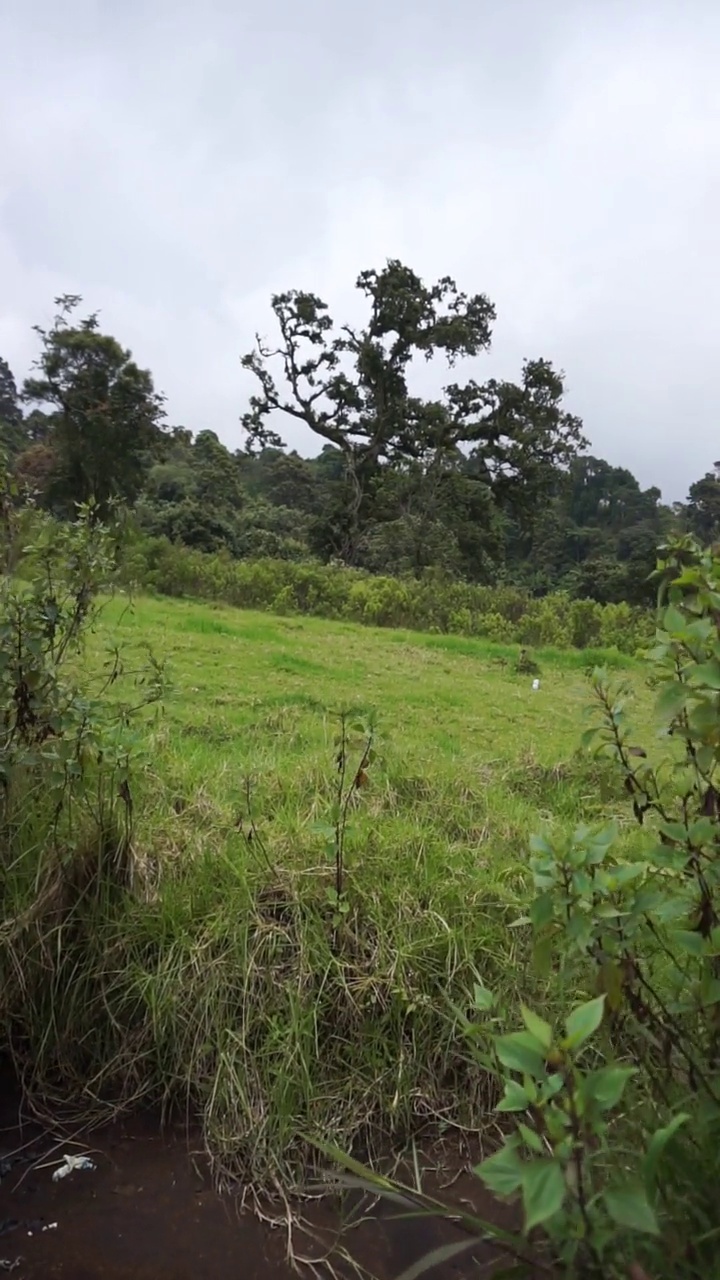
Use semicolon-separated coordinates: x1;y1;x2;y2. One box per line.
0;264;717;610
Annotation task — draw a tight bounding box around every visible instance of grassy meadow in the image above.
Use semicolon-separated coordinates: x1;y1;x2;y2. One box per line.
5;591;657;1189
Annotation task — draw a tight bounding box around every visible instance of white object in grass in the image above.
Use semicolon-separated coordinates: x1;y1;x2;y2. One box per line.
51;1154;95;1182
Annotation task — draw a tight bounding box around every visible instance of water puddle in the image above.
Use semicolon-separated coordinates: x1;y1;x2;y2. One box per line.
0;1076;521;1279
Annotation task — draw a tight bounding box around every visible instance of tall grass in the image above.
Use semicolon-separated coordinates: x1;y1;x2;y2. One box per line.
0;592;653;1189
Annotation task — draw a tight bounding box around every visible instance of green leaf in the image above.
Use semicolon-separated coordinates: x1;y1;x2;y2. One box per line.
495;1031;546;1078
540;1073;564;1102
604;1184;659;1235
594;962;622;1008
518;1123;544;1154
671;929;705;956
529;892;555;928
475;1143;524;1196
520;1005;552;1050
311;822;336;840
497;1081;530;1113
509;915;532;929
564;995;605;1050
607;862;646;887
531;934;553;978
586;821;618;856
643;1114;689;1194
393;1239;484;1280
688;659;720;689
688;816;717;846
473;983;495;1012
529;833;554;858
581;1064;635;1111
662;604;686;634
655;681;690;721
521;1159;565;1232
658;820;690;844
650;892;690;922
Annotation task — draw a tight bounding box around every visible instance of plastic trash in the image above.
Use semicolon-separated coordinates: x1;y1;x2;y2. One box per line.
0;1259;22;1273
51;1154;95;1182
532;678;540;691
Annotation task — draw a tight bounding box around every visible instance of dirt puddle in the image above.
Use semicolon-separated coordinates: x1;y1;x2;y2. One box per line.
0;1079;519;1279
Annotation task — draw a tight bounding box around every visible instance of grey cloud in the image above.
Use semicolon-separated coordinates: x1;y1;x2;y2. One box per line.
1;0;718;499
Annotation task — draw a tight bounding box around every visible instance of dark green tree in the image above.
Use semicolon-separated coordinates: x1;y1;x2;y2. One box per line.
241;260;585;562
22;296;166;516
137;429;242;555
358;451;504;580
685;463;720;543
504;455;671;603
241;447;318;513
0;356;25;458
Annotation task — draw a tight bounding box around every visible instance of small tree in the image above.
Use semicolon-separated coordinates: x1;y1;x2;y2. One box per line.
22;296;166;517
0;355;25;458
0;456;163;893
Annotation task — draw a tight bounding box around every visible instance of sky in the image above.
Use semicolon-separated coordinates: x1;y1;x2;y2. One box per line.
1;0;718;503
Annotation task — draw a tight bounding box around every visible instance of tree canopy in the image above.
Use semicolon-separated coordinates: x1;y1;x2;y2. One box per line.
0;355;24;458
21;295;166;516
241;260;586;559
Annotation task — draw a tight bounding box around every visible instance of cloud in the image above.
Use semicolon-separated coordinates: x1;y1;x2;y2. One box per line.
1;0;718;499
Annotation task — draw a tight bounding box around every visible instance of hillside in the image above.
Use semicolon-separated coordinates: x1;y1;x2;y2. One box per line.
8;592;644;1183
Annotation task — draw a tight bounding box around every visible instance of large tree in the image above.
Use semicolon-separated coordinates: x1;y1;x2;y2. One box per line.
22;295;166;516
241;260;586;561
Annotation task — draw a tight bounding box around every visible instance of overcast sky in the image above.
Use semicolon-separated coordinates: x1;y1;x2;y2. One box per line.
1;0;718;501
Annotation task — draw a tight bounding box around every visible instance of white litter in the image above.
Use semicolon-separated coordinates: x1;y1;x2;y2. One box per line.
532;678;540;691
51;1155;95;1182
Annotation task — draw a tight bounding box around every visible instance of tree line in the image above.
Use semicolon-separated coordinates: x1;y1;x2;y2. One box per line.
0;265;715;606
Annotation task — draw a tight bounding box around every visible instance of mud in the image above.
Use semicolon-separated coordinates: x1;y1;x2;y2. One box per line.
0;1079;521;1279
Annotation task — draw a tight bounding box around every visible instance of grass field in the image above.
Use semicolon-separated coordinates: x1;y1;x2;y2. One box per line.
5;591;657;1190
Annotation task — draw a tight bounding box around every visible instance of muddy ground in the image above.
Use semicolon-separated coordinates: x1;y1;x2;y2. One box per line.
0;1074;524;1279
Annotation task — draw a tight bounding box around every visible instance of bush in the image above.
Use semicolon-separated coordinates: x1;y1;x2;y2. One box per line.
0;464;163;1064
120;534;652;654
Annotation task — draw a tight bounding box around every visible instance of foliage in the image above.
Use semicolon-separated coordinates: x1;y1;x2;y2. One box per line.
241;259;586;561
20;295;166;516
0;355;25;458
685;462;720;544
506;455;673;606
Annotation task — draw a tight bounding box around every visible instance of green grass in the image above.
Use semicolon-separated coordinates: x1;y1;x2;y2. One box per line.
2;592;655;1190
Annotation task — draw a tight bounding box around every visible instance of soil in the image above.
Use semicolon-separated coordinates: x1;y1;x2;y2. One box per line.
0;1075;527;1280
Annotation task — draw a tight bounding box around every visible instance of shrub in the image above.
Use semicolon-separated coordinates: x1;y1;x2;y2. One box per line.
120;534;652;654
0;462;163;1062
